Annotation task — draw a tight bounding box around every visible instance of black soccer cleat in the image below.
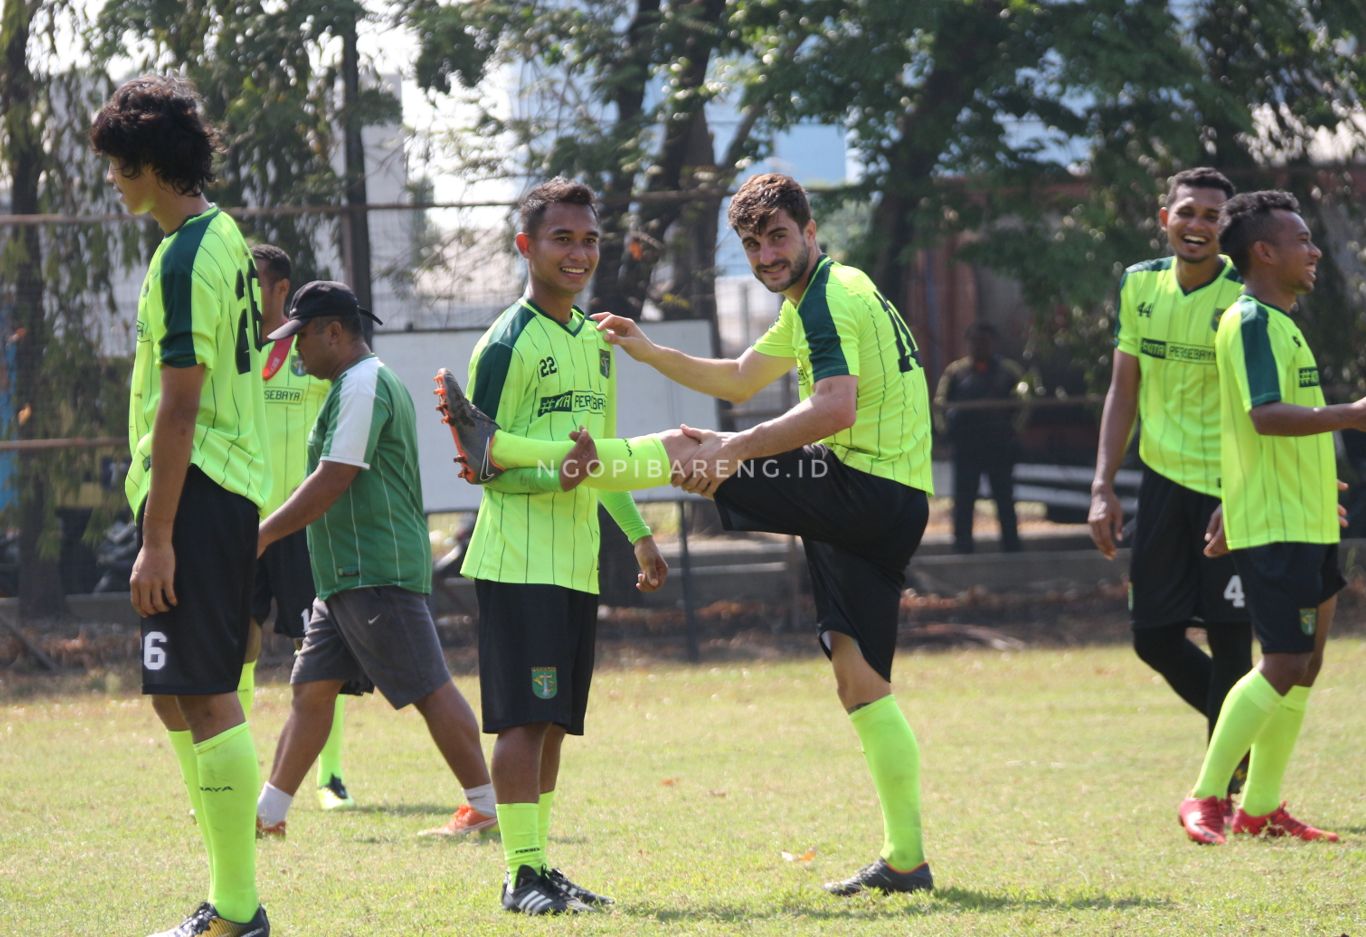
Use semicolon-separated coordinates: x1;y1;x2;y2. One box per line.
546;868;614;908
147;902;270;937
501;865;588;915
823;858;934;896
433;368;504;484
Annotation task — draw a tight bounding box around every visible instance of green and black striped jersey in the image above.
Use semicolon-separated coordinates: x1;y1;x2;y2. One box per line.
753;255;933;493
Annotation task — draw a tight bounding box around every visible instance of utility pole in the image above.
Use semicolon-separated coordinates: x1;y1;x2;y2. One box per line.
339;9;373;340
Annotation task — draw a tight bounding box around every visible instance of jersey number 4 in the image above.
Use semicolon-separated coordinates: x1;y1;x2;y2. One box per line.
875;292;921;373
234;264;265;374
1223;575;1245;609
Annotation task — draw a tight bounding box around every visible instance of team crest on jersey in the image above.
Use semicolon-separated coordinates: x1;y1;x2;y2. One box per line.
600;349;611;378
1298;608;1317;635
291;354;307;377
531;667;558;699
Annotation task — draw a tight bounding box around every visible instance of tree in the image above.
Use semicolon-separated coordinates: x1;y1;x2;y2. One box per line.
1;0;128;616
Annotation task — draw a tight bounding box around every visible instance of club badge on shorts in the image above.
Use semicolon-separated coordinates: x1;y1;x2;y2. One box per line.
532;666;558;699
1298;608;1317;635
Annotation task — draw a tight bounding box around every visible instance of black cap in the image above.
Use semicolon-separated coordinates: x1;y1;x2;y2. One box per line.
266;280;383;340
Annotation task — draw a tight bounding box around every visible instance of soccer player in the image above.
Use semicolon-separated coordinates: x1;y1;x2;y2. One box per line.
253;281;496;841
91;75;271;936
438;172;936;897
241;244;353;811
1089;168;1253;810
458;179;668;915
1177;191;1358;845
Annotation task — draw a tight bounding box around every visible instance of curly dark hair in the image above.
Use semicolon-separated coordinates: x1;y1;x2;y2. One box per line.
251;244;292;284
519;177;598;236
1164;167;1235;206
727;173;811;234
89;75;221;197
1218;190;1302;276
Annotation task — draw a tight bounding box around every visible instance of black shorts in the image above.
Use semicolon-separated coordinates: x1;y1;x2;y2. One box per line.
475;580;598;736
1231;543;1344;654
1129;467;1249;628
138;466;258;696
714;446;928;682
251;529;316;639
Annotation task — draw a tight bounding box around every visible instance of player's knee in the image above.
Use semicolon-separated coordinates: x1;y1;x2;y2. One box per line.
290;681;338;715
1132;628;1180;668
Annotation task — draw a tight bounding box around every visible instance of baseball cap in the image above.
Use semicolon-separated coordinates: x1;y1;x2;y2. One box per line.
266;280;383;340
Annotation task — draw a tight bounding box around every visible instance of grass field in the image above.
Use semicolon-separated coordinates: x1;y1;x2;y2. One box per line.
2;638;1363;935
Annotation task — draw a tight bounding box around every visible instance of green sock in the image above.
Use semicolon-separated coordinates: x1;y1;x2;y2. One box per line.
168;729;215;899
849;695;925;870
496;802;544;877
537;790;556;864
1192;670;1282;799
316;695;346;786
1240;685;1309;816
194;722;260;923
489;433;671;491
236;660;256;720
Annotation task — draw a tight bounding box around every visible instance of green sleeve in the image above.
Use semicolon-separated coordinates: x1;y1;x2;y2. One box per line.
484;466;562;494
600;489;651;543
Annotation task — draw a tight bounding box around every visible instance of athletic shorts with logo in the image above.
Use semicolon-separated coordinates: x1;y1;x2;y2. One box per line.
290;586;451;708
1129;466;1249;628
138;465;257;696
251;528;316;639
713;445;928;682
1231;543;1344;654
475;580;597;736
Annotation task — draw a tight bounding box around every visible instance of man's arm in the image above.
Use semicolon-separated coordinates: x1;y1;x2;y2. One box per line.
257;460;362;555
1088;350;1140;560
678;374;858;497
1248;400;1366;436
592;313;792;403
130;364;205;616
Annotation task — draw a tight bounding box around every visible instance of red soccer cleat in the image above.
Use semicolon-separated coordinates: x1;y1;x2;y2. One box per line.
1232;803;1340;842
1178;796;1227;845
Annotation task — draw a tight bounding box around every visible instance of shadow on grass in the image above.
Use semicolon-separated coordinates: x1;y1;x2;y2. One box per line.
625;887;1169;923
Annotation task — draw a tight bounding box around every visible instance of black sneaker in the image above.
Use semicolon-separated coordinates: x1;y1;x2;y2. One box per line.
433;368;503;483
147;903;270;936
824;858;934;896
546;868;614;908
501;865;586;915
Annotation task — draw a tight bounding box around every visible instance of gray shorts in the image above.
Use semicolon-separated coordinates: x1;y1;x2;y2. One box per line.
291;586;451;709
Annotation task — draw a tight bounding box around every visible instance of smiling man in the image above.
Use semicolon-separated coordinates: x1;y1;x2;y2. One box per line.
1089;168;1254;814
1179;190;1361;845
459;178;667;915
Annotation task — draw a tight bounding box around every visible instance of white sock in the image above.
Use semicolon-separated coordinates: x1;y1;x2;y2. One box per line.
464;783;496;815
257;782;294;826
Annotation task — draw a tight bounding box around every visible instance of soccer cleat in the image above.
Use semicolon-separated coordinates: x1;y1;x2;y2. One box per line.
1232;803;1340;842
823;858;934;896
255;816;286;839
545;868;614;908
1219;796;1236;831
317;774;357;811
433;368;503;483
1178;796;1227;845
147;902;269;937
501;864;587;915
418;803;498;837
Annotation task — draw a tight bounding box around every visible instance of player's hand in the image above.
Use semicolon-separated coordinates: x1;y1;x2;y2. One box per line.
1087;483;1124;559
591;312;657;363
633;535;669;592
1203;504;1228;558
130;541;178;617
1338;479;1349;529
676;424;739;498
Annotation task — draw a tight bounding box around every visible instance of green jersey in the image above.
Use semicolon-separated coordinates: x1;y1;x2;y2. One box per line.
261;339;330;515
127;206;270;514
1215;295;1338;550
753;255;933;493
307;355;431;600
1114;256;1245;496
461;300;649;593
